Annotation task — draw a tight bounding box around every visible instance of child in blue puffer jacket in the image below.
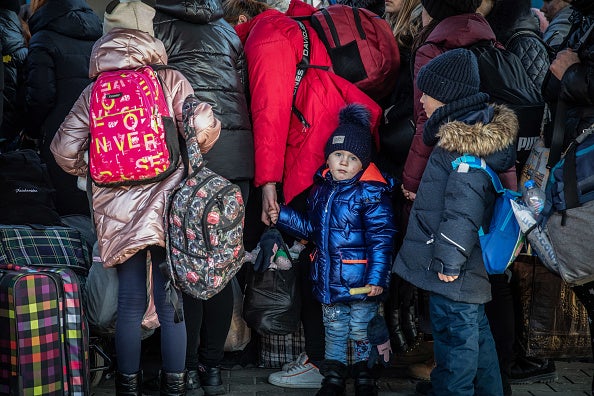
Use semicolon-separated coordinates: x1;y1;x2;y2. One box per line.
269;103;397;396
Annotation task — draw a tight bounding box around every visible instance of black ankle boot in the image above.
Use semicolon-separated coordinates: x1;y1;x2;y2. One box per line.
186;369;203;396
386;308;408;353
353;361;378;396
402;305;418;346
116;371;143;396
316;360;347;396
160;371;187;396
197;364;225;395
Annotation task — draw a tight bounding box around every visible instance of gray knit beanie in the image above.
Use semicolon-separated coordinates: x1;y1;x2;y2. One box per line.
103;0;156;36
416;48;480;104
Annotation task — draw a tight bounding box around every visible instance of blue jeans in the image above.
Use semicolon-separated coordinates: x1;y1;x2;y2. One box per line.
322;300;378;365
429;293;502;396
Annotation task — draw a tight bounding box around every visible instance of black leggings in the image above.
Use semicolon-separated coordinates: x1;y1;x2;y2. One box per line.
184;281;234;368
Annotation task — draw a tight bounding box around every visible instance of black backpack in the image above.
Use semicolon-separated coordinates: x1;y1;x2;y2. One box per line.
0;149;62;225
469;42;545;175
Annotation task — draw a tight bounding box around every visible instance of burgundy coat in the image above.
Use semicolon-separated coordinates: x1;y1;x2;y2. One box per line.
402;13;517;193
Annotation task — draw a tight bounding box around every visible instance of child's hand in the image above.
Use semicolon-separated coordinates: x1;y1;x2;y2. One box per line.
366;284;383;297
268;207;279;224
438;273;459;282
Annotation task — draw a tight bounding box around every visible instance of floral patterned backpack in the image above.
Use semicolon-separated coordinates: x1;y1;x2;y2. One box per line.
164;96;245;307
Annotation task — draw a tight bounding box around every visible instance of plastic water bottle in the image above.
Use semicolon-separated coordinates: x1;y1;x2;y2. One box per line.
523;180;545;216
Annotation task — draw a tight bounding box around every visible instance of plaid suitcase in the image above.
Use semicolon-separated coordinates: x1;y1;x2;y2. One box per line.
0;263;90;396
0;225;91;269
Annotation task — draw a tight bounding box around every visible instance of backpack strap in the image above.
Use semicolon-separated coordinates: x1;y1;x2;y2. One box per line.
547;99;568;168
292;20;330;129
562;127;594;210
293;21;311;128
451;154;504;193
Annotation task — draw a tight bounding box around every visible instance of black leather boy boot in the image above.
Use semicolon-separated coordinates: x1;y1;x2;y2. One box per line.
386;308;408;353
160;371;187;396
316;360;347;396
353;361;378;396
402;304;419;347
115;371;143;396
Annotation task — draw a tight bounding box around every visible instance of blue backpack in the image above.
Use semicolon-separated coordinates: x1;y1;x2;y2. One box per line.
452;155;524;274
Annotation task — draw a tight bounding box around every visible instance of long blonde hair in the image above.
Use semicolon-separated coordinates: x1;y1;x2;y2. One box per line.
29;0;47;15
386;0;422;49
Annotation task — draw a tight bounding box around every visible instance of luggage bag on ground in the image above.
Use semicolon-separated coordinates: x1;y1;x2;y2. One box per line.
0;224;91;270
0;263;90;395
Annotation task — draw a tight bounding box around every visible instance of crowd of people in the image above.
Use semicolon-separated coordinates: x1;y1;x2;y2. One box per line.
1;0;593;395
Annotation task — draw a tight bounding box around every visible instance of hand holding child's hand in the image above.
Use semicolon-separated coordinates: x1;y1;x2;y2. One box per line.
268;207;279;224
367;285;383;297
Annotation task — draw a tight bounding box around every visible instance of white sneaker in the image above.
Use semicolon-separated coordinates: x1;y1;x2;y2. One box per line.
281;352;309;371
268;354;323;389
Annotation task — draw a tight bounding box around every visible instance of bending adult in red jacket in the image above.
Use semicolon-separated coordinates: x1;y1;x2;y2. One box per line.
233;0;381;388
235;0;381;226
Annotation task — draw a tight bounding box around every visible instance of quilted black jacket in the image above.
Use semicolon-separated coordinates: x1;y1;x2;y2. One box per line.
501;15;550;92
153;0;254;181
487;3;550;93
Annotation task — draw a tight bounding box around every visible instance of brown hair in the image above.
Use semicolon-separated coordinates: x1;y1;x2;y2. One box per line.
29;0;47;15
386;0;422;49
20;17;31;46
222;0;271;26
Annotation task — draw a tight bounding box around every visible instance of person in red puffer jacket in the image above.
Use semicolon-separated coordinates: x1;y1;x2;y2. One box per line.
226;0;383;389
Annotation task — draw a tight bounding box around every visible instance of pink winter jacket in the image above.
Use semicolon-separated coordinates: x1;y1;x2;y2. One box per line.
50;28;220;267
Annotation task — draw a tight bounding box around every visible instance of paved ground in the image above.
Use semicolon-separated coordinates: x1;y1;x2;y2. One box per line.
91;359;594;395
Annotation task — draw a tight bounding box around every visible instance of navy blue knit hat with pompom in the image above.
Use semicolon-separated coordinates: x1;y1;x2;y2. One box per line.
324;104;373;169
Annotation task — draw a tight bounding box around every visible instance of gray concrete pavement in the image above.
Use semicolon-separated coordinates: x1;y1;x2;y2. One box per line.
91;360;594;395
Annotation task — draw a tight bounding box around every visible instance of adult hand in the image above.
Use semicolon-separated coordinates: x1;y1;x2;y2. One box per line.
550;49;580;80
261;183;279;226
367;285;383;297
401;184;416;201
438;273;459;282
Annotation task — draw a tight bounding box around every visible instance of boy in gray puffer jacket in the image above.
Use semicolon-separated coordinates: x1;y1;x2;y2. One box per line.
393;48;518;396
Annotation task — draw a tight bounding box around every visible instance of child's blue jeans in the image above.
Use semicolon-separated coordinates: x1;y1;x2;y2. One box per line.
322;300;379;365
429;292;502;396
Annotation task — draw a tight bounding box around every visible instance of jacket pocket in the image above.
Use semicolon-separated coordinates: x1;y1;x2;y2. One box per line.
338;247;367;287
415;212;435;245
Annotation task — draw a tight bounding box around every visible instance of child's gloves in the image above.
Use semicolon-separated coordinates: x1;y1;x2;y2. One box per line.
254;227;286;273
367;314;393;369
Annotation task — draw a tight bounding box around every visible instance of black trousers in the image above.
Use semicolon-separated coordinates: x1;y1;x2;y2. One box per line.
288;188;325;365
485;274;515;379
